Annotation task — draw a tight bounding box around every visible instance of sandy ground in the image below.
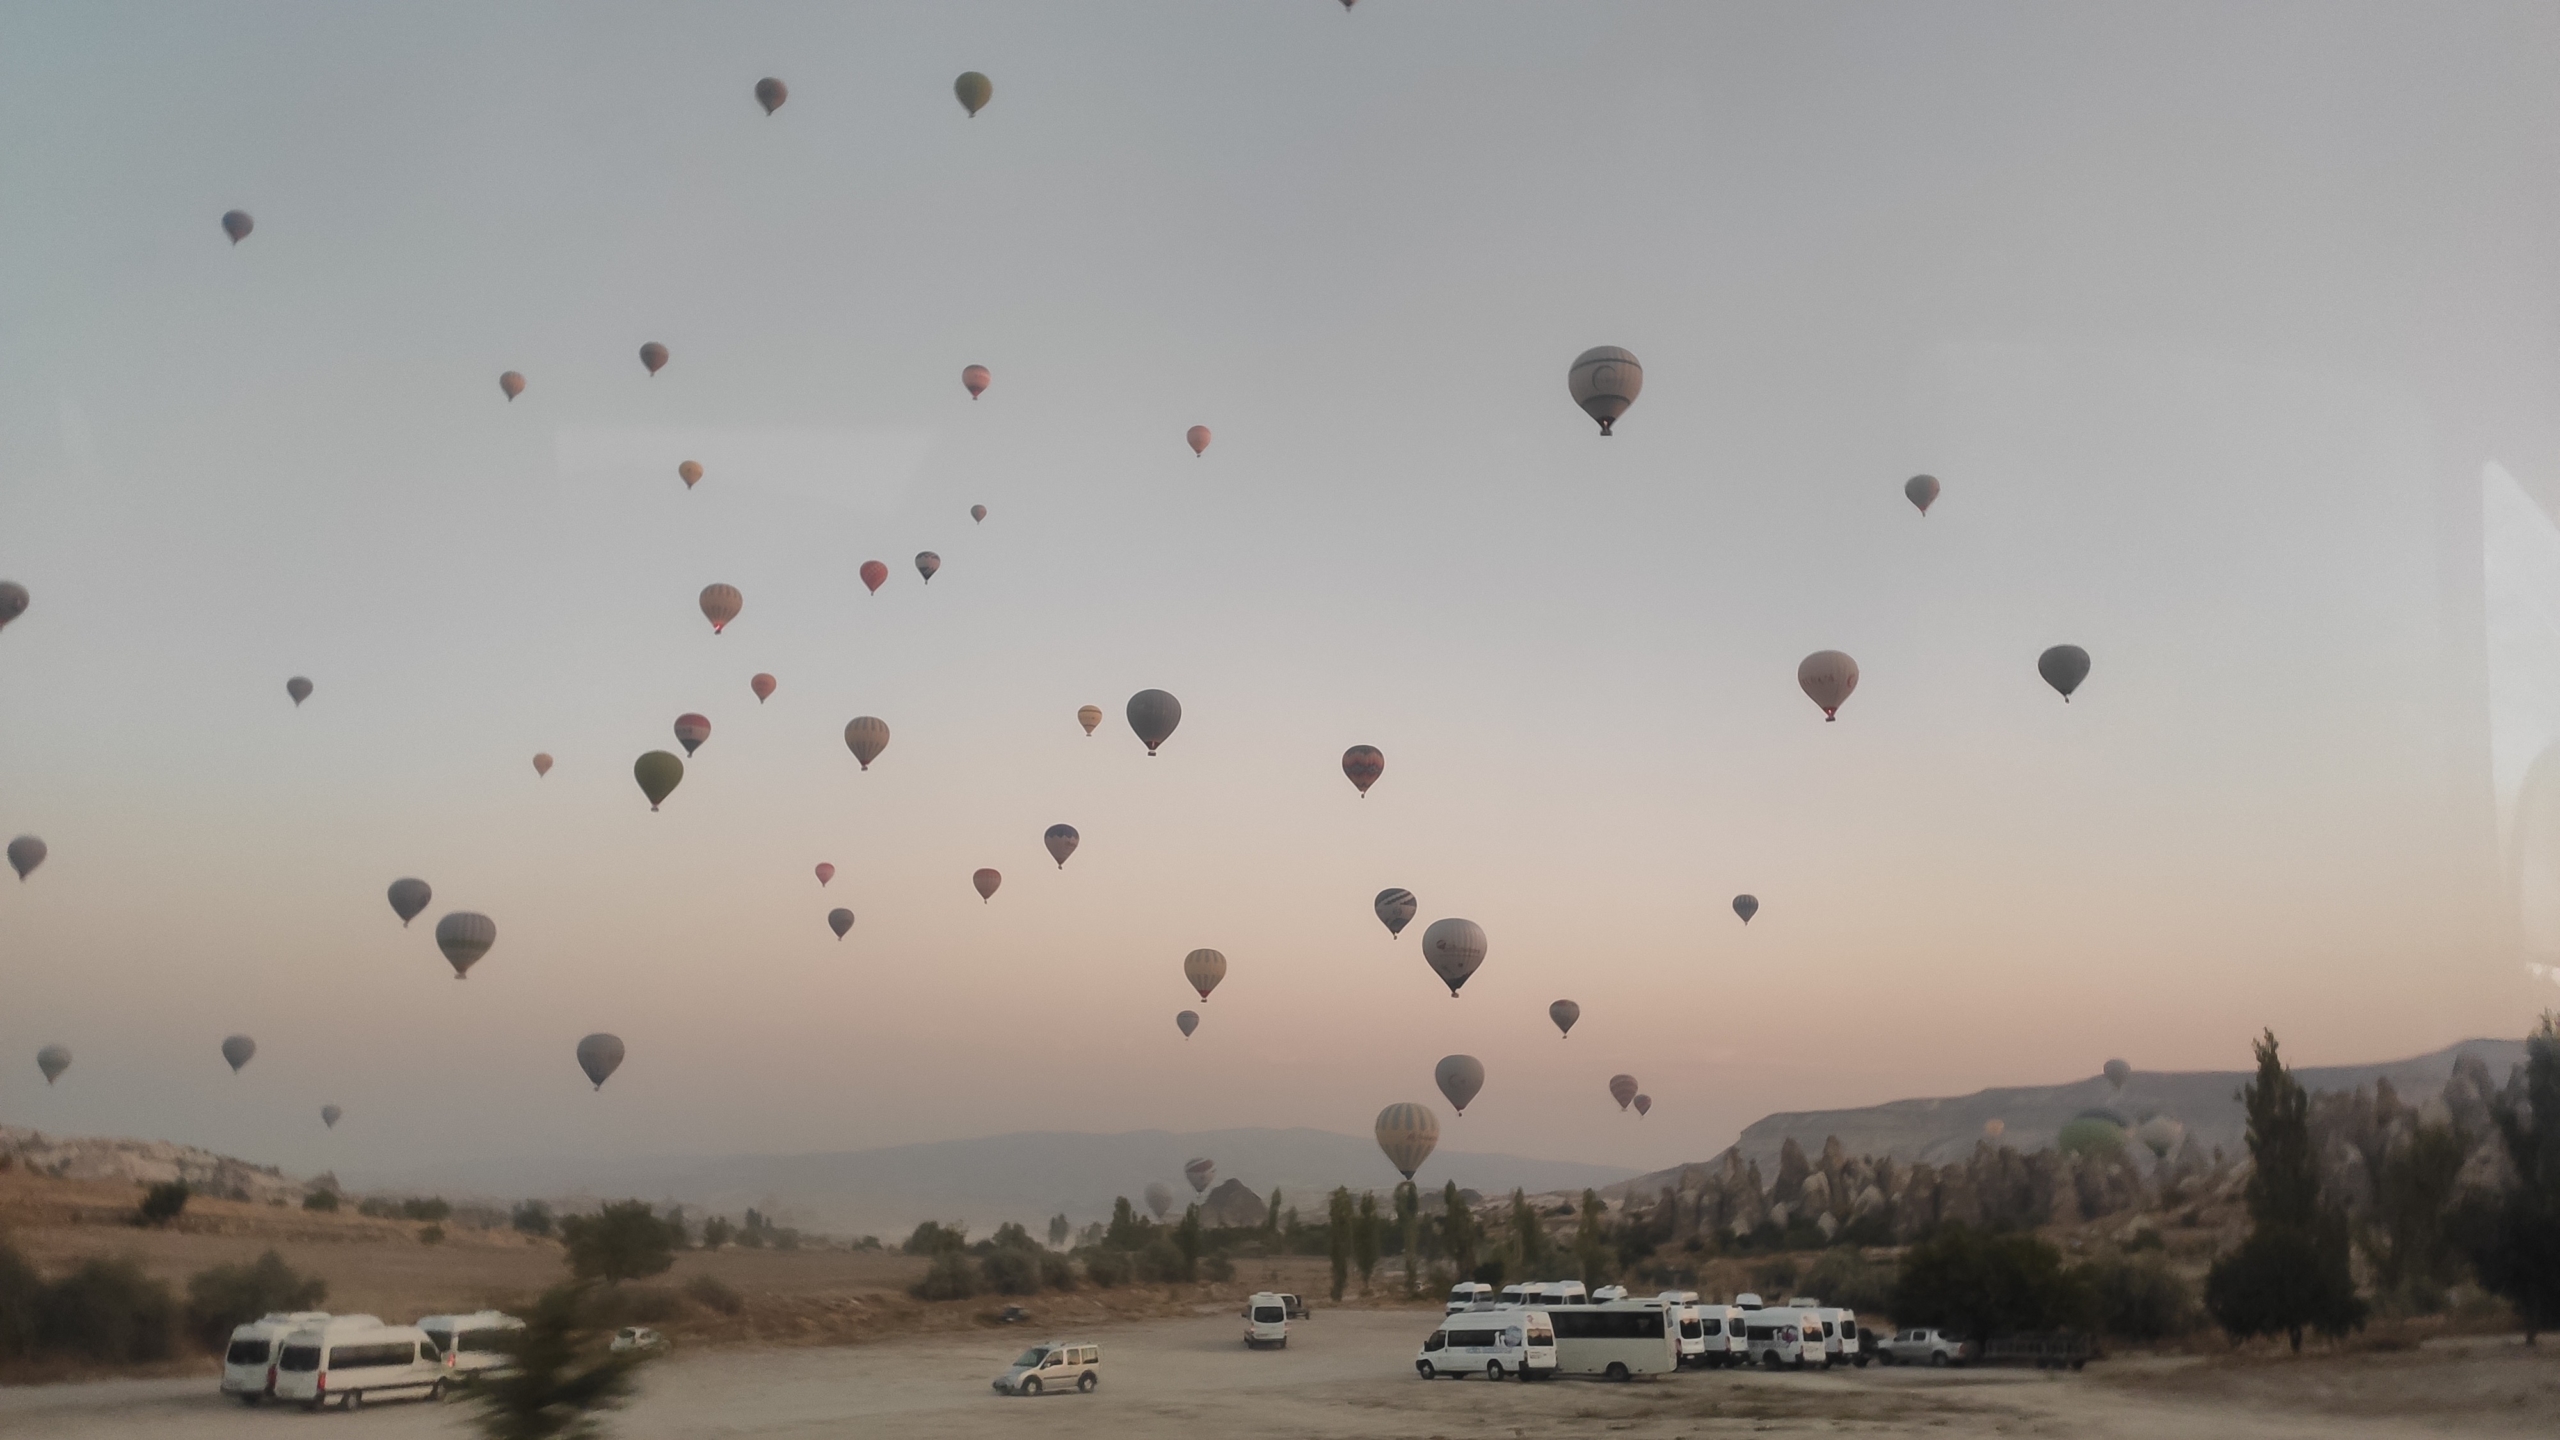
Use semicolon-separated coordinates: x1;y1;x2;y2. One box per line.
4;1308;2553;1440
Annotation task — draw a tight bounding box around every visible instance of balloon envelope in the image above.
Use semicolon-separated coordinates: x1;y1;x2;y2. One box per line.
1798;650;1859;720
1184;1157;1215;1193
1549;999;1579;1038
576;1033;624;1089
673;713;711;756
1732;894;1758;924
971;504;987;523
679;461;703;489
1568;346;1643;435
859;560;888;594
1043;825;1080;868
286;677;313;706
2103;1058;2132;1089
640;342;668;375
828;908;855;939
8;836;47;881
1985;1118;2006;1139
1186;425;1211;456
699;584;742;633
1127;689;1182;754
752;673;776;703
499;371;525;401
916;552;940;583
1434;1054;1485;1115
962;365;990;399
386;877;431;926
1342;745;1384;796
2039;645;2091;701
221;210;253;243
815;863;835;886
634;751;683;809
1373;888;1417;938
1143;1182;1174;1220
532;753;553;777
1419;918;1486;996
844;717;889;770
0;581;25;630
222;1035;256;1072
321;1104;342;1129
36;1044;69;1085
1374;1102;1440;1179
755;77;787;113
973;868;1001;901
955;71;992;115
1183;948;1227;1000
1633;1094;1652;1117
1609;1074;1638;1110
1077;705;1103;735
1906;474;1940;514
1176;1009;1198;1038
434;912;496;979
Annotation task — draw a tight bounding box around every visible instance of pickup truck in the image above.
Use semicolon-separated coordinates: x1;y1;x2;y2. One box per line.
1870;1327;1973;1367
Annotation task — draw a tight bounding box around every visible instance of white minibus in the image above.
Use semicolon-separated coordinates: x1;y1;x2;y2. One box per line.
1416;1310;1556;1381
220;1311;335;1403
272;1317;447;1410
1742;1306;1819;1369
1497;1283;1529;1307
1243;1292;1290;1348
418;1311;525;1379
1545;1302;1679;1380
1446;1281;1494;1313
1695;1303;1748;1366
1527;1279;1590;1306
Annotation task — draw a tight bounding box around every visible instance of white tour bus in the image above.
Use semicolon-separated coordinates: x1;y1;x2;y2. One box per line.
221;1311;335;1403
272;1317;448;1411
417;1311;525;1379
1416;1310;1556;1381
1741;1305;1821;1369
1544;1301;1679;1380
1446;1281;1494;1313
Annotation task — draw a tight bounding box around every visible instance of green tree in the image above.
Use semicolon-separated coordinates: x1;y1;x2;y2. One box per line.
137;1181;189;1227
185;1250;326;1352
2204;1031;2366;1350
1891;1223;2091;1340
1394;1182;1421;1296
1047;1214;1070;1248
699;1215;734;1250
1327;1187;1354;1301
1441;1182;1478;1280
2366;1118;2469;1309
1508;1189;1548;1276
1173;1206;1203;1283
2470;1012;2560;1343
469;1282;646;1440
1573;1190;1613;1288
559;1200;680;1285
1104;1197;1147;1251
1353;1191;1382;1294
901;1221;967;1256
512;1200;554;1237
1265;1187;1284;1236
301;1189;339;1213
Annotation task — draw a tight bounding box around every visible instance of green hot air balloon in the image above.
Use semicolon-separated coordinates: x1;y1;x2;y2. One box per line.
954;71;992;116
634;751;684;810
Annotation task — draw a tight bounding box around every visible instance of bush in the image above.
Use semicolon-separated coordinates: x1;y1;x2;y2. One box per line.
560;1201;682;1285
903;1221;967;1257
512;1200;555;1237
2083;1251;2200;1341
1137;1237;1188;1285
184;1250;326;1353
358;1197;399;1219
1038;1252;1076;1291
1203;1253;1235;1283
301;1190;339;1213
1892;1224;2092;1340
401;1197;451;1223
980;1248;1039;1296
38;1257;178;1363
2205;1225;2364;1350
469;1282;646;1440
136;1182;189;1228
0;1240;44;1361
911;1252;978;1301
1081;1250;1129;1288
698;1216;733;1250
682;1274;743;1316
419;1225;445;1246
1801;1247;1897;1317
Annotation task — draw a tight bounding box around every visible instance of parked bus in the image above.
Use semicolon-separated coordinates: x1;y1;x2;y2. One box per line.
1544;1301;1678;1380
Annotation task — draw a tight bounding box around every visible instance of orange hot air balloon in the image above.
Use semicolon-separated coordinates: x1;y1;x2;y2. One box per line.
499;371;526;401
751;672;776;703
1186;425;1211;456
640;343;669;376
678;460;703;489
973;868;1001;902
1342;745;1383;796
962;365;990;400
700;584;742;633
815;862;835;886
859;561;888;595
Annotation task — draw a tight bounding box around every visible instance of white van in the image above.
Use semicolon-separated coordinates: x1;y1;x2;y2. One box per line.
1243;1292;1290;1348
417;1311;525;1379
1695;1303;1748;1367
1527;1279;1590;1307
272;1317;447;1410
221;1311;336;1403
993;1339;1101;1395
1497;1282;1529;1307
1546;1301;1679;1379
1742;1306;1819;1369
1784;1300;1859;1367
1446;1281;1494;1313
1417;1309;1556;1381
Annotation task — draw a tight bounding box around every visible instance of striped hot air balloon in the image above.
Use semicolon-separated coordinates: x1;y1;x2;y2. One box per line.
1375;1102;1440;1179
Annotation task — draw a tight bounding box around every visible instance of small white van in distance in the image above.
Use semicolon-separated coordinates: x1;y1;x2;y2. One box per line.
1694;1303;1748;1366
221;1311;334;1403
417;1311;525;1379
1446;1281;1494;1312
1742;1306;1819;1369
1416;1309;1555;1380
1243;1292;1290;1348
1784;1300;1859;1367
1527;1280;1590;1306
271;1317;447;1411
993;1339;1101;1395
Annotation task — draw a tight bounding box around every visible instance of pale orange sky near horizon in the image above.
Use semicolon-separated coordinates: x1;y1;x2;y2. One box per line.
2;1;2557;1190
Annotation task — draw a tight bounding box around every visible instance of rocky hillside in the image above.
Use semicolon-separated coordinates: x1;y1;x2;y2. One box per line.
0;1125;306;1207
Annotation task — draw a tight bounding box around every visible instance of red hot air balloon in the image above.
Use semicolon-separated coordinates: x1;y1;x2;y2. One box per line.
815;862;835;886
751;672;777;703
1342;745;1384;796
973;868;1001;902
640;343;669;376
962;365;990;400
673;713;711;756
859;561;888;595
1609;1074;1638;1110
1186;425;1212;456
499;371;526;401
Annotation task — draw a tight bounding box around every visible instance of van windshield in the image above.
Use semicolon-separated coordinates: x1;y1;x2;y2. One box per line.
226;1339;269;1365
278;1345;321;1372
1012;1347;1049;1369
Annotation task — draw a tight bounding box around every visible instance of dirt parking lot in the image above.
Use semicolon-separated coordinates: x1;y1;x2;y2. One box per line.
3;1308;2553;1440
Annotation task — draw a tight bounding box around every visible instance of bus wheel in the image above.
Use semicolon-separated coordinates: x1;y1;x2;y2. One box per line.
1605;1362;1630;1382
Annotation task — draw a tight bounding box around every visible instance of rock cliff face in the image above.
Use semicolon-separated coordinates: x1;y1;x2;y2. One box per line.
0;1125;305;1205
1200;1177;1267;1229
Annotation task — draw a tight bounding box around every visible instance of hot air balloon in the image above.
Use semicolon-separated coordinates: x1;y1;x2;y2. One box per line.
962;365;990;399
221;210;253;244
1634;1094;1652;1117
1184;1157;1215;1194
386;878;431;926
1608;1074;1637;1111
755;77;788;113
1732;894;1758;924
1077;705;1102;735
639;342;668;376
955;71;992;116
2058;1110;2128;1159
2038;645;2091;702
1176;1009;1198;1038
971;504;987;523
2134;1114;2185;1159
222;1035;256;1073
1798;650;1858;721
1549;1000;1579;1038
576;1033;624;1090
0;582;25;631
1985;1118;2006;1139
1185;425;1212;456
972;868;1001;902
1342;745;1384;796
286;677;313;706
634;750;683;809
1042;824;1080;869
828;907;855;939
1568;347;1643;435
8;836;46;881
499;371;526;401
321;1104;341;1129
859;560;888;594
532;753;553;777
435;912;496;979
815;863;836;886
751;673;776;703
36;1045;69;1085
1434;1054;1485;1116
916;552;940;583
1419;918;1486;996
1183;948;1226;1000
679;461;703;489
1374;1102;1440;1180
1144;1182;1174;1220
2103;1058;2131;1091
843;717;889;770
1905;474;1940;515
673;713;711;756
700;584;742;633
1127;689;1181;754
1373;888;1417;938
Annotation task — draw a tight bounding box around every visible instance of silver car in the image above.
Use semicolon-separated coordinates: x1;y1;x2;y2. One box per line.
993;1340;1100;1396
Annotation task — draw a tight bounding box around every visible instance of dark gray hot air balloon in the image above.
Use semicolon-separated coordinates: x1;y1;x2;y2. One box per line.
1419;918;1486;996
222;210;254;244
1176;1009;1198;1039
1633;1094;1652;1117
286;676;313;706
916;552;941;584
1434;1054;1485;1116
1608;1074;1637;1111
435;912;496;979
1905;474;1940;515
1732;894;1758;925
1374;1102;1440;1180
576;1033;625;1089
1183;948;1226;1000
844;717;889;770
640;342;669;376
8;836;46;881
955;71;993;116
1126;689;1181;755
971;504;987;523
973;868;1001;901
1373;888;1416;938
2104;1058;2131;1091
755;77;788;114
1568;347;1642;435
2039;645;2091;701
386;878;431;926
1184;1157;1215;1194
1798;651;1858;721
1549;999;1579;1038
222;1035;256;1073
1144;1181;1174;1220
36;1044;69;1085
1044;824;1080;868
0;581;25;631
634;751;683;809
828;908;855;939
321;1104;341;1129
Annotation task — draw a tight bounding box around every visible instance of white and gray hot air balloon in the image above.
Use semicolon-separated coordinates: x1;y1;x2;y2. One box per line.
1418;918;1486;996
1434;1055;1485;1116
577;1033;626;1090
36;1044;70;1085
1143;1181;1175;1220
1374;1102;1441;1180
1568;346;1642;435
1126;689;1182;755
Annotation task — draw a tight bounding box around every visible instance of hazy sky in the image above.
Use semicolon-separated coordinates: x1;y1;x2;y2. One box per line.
4;2;2559;1191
